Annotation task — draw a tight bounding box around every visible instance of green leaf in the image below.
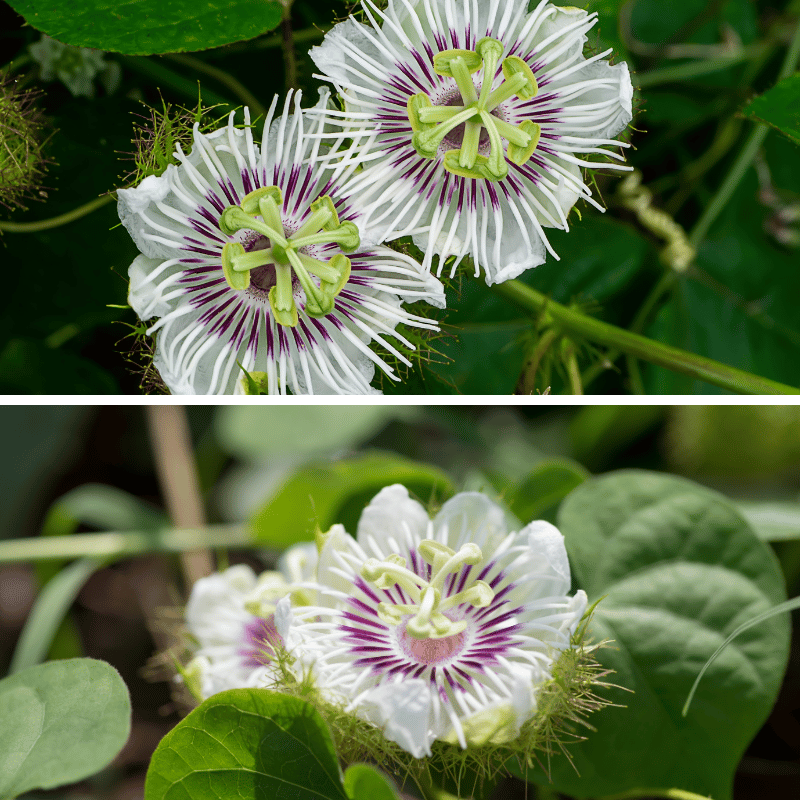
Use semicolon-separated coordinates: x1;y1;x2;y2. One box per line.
5;0;283;55
343;764;400;800
735;500;800;542
524;470;790;800
506;459;589;524
0;659;131;799
742;74;800;145
144;689;348;800
250;451;456;547
215;406;415;462
10;558;103;675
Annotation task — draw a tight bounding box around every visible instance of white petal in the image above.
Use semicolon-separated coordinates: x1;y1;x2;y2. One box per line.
356;484;431;551
433;492;509;552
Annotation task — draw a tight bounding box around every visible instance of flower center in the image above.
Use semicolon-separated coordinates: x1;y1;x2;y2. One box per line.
398;621;466;664
361;539;494;640
218;186;360;327
406;37;541;181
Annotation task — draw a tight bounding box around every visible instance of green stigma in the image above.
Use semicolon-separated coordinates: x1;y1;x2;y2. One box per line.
407;37;541;181
217;187;359;326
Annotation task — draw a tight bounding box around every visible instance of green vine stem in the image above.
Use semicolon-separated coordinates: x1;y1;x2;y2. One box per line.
491;279;800;395
598;789;713;800
0;194;114;233
164;53;267;118
119;55;233;108
0;525;249;564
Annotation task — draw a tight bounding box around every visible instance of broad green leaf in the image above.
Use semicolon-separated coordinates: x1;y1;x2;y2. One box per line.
742;74;800;145
343;764;400;800
523;470;790;800
215;406;414;462
736;500;800;542
5;0;283;56
0;659;131;799
506;460;589;524
250;452;456;547
144;689;347;800
9;558;103;675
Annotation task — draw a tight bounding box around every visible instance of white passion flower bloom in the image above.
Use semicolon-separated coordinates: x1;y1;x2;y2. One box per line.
276;485;588;757
310;0;634;284
183;543;317;699
117;90;445;395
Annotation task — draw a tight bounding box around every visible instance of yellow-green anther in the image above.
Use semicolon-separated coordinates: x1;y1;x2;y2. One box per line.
296;252;342;284
417;105;465;124
293;195;339;241
240;185;282;215
230;248;274;272
479;110;509;180
507;120;541;166
406;587;438;639
429;542;483;591
439;580;494;611
290;220;361;252
486;71;531;111
447;55;479;105
377;602;406;625
499;56;538;102
493;117;532;149
268;263;297;327
408;93;436;132
442;149;490;179
221;242;250;291
258;195;287;246
433;48;482;76
459;119;482;168
323;253;351;297
219;205;285;244
419;540;457;573
475;37;504;108
413;106;477;157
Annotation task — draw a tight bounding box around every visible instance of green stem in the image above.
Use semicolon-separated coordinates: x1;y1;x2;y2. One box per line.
202;25;327;59
690;17;800;247
515;327;558;394
119;55;234;108
633;43;770;88
491;279;800;394
598;789;712;800
563;341;583;395
164;54;267;118
281;2;298;92
0;194;114;233
0;525;249;564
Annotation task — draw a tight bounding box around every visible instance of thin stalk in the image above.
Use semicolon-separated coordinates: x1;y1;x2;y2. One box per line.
515;327;558;395
0;194;113;233
690;17;800;248
563;341;583;395
119;55;233;108
491;279;800;394
164;54;267;118
633;43;770;88
281;3;298;92
146;406;214;588
0;525;248;564
1;52;32;75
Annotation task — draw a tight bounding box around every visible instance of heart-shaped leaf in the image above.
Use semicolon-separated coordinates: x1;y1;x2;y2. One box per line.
522;470;790;800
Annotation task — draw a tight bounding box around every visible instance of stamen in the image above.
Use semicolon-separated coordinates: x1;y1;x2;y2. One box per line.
407;37;543;178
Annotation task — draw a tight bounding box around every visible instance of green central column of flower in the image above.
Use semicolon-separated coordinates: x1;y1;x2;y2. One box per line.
218;187;359;326
407;37;542;180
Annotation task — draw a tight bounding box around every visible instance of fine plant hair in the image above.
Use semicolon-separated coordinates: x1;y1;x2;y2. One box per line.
268;600;618;799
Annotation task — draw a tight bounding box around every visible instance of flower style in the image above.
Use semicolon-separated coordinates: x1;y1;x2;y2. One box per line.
183;543;316;699
310;0;634;284
277;485;588;757
118;90;445;395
